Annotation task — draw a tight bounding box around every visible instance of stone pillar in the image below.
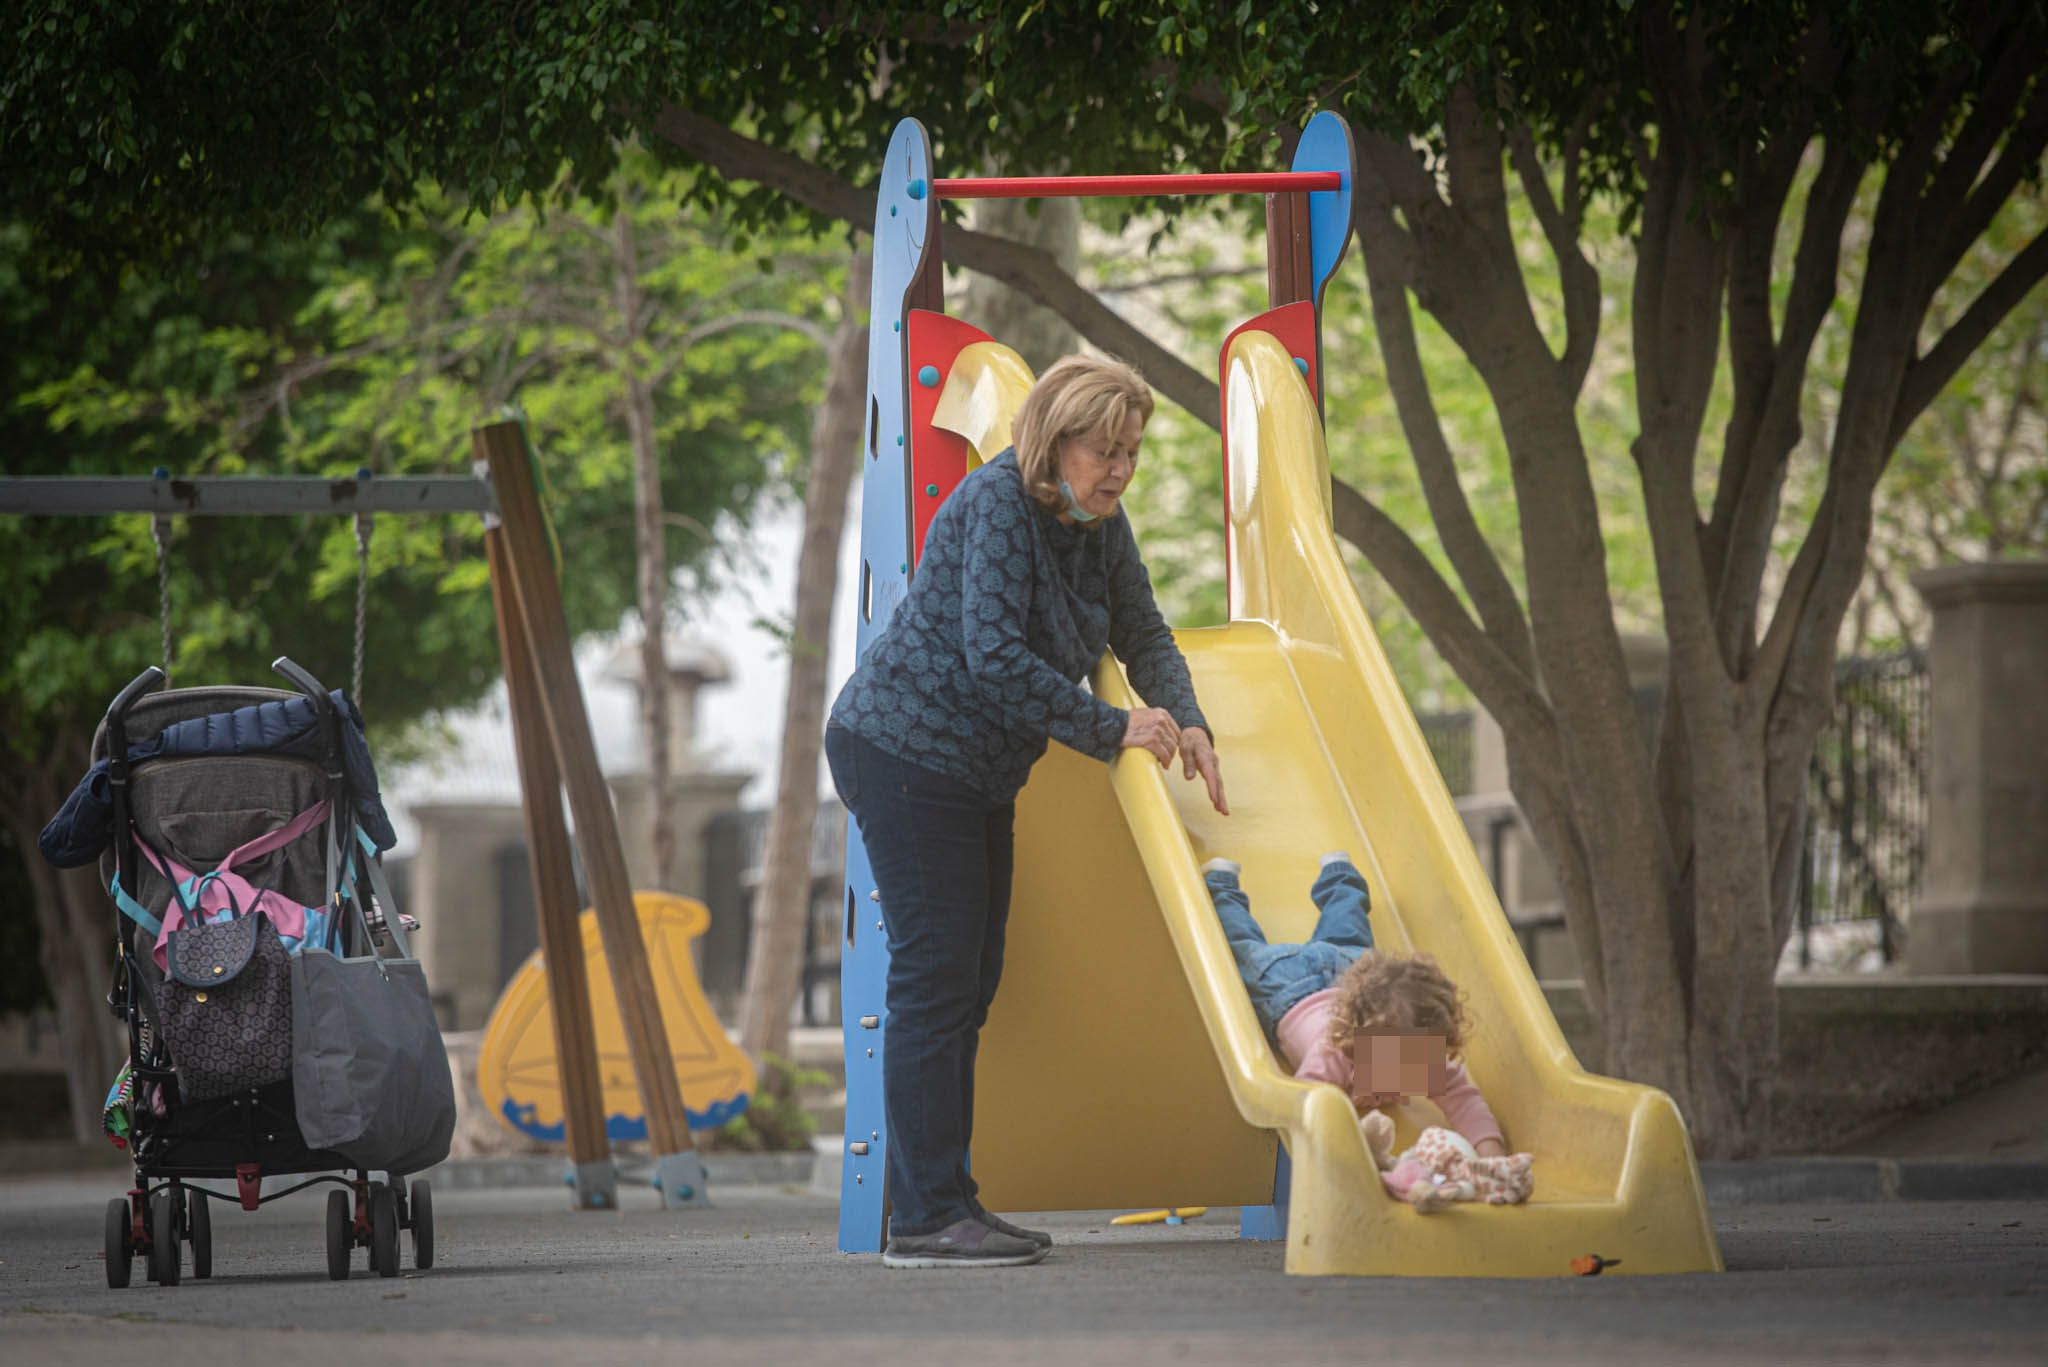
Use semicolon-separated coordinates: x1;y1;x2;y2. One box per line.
609;769;750;902
1908;562;2048;974
408;801;528;1029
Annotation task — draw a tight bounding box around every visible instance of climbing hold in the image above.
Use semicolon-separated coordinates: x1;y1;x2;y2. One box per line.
908;178;927;200
925;483;940;496
917;364;941;388
889;204;898;217
1571;1253;1622;1277
897;434;904;445
893;320;901;332
1293;356;1310;375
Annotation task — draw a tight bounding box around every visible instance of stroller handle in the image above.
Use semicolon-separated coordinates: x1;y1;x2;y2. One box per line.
106;666;167;730
270;657;334;720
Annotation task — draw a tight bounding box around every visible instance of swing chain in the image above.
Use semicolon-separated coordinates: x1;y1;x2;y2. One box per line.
353;469;373;709
150;510;173;688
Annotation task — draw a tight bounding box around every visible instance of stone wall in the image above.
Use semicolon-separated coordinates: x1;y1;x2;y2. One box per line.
1543;976;2048;1154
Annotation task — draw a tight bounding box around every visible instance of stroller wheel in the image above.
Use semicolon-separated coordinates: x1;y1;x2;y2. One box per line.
324;1189;352;1281
187;1190;212;1279
409;1179;434;1270
150;1189;182;1287
104;1198;134;1289
369;1184;400;1278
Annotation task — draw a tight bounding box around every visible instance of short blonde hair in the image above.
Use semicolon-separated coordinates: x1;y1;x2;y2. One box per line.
1010;355;1155;515
1325;952;1470;1057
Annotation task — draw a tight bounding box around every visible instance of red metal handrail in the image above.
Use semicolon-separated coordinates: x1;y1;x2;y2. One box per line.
932;171;1342;199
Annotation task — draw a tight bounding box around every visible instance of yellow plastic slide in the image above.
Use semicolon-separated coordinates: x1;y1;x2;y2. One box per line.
953;329;1721;1277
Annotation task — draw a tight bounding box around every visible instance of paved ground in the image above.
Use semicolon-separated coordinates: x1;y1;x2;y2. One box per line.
2;1175;2045;1365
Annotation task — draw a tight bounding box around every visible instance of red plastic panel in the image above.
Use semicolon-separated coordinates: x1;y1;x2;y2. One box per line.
1217;301;1320;605
905;309;998;565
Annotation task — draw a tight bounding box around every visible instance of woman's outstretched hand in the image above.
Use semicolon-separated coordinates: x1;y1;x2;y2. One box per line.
1121;707;1181;767
1180;726;1229;815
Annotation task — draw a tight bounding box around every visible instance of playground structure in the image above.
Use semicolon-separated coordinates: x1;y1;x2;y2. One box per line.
837;113;1723;1276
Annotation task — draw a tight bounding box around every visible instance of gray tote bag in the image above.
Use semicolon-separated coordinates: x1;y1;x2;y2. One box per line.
290;851;454;1174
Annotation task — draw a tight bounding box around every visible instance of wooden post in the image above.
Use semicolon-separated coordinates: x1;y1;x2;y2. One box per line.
484;525;618;1210
473;421;709;1208
1265;190;1314;308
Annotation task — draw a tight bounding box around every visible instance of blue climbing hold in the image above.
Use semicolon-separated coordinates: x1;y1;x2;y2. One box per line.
893;320;902;332
889;204;898;217
1293;356;1310;376
152;466;170;480
908;178;928;201
917;364;941;388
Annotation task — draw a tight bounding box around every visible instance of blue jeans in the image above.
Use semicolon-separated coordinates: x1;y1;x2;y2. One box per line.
825;726;1014;1238
1205;860;1374;1036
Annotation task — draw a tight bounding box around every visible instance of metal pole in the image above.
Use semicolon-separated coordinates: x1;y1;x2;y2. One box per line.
935;171;1343;198
0;476;497;517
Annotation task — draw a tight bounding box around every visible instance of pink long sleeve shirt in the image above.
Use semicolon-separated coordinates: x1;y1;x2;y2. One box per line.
1274;987;1505;1149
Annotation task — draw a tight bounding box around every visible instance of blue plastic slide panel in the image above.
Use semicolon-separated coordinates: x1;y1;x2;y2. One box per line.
838;116;939;1254
837;827;890;1251
1292;110;1355;311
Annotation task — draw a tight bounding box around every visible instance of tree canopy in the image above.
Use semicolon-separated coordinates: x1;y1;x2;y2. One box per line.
8;0;2046;1157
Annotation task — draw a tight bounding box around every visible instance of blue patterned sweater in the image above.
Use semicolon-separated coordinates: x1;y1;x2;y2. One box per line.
829;450;1209;803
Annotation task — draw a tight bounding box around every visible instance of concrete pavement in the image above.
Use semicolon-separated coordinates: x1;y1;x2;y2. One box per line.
2;1175;2046;1365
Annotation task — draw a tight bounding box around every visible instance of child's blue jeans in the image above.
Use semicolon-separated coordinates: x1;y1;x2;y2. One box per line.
1205;859;1374;1036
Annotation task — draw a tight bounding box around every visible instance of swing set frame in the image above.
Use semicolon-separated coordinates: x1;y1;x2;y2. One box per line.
1;427;708;1212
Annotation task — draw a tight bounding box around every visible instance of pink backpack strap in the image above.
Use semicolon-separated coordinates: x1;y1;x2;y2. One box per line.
140;801;332;968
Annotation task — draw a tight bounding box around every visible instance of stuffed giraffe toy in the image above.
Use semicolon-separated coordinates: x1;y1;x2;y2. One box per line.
1361;1109;1534;1213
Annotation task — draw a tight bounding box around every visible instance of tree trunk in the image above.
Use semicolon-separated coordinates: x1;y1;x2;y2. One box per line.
963;193;1081;370
737;251;871;1059
4;764;123;1146
616;205;678;890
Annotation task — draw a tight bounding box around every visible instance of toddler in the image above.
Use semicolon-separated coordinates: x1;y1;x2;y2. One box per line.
1202;853;1506;1157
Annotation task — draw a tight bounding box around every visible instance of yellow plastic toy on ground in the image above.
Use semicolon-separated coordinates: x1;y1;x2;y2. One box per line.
478;891;755;1143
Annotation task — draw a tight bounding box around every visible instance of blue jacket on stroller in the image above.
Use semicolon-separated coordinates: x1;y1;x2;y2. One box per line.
38;688;396;868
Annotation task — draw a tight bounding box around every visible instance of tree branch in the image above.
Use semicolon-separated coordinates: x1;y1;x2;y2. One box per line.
1708;135;1862;666
645;101;1223;427
1893;226;2048;444
1328;478;1551;741
1353;189;1536;676
1507;122;1600;396
1923;24;2048;268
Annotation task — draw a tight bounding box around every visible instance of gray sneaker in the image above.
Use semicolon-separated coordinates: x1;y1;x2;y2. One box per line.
973;1202;1053;1249
882;1215;1047;1269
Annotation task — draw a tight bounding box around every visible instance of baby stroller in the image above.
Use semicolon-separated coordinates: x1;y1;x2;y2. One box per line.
42;658;455;1286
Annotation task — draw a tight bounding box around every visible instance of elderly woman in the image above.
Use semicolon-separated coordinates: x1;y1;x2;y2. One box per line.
826;355;1227;1269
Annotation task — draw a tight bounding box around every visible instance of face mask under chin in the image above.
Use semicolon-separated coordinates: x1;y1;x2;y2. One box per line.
1058;479;1102;523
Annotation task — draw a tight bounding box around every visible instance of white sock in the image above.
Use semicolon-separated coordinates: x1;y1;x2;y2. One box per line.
1319;851;1354;869
1201;857;1241;878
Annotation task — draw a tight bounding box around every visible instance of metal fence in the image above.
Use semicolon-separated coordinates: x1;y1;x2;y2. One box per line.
1422;652;1929;968
1798;650;1929;966
1418;711;1473;798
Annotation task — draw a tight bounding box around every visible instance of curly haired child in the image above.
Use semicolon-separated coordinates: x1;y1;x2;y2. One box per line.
1201;853;1507;1157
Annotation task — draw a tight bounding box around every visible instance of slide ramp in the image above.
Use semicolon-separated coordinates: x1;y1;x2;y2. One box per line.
969;329;1721;1276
